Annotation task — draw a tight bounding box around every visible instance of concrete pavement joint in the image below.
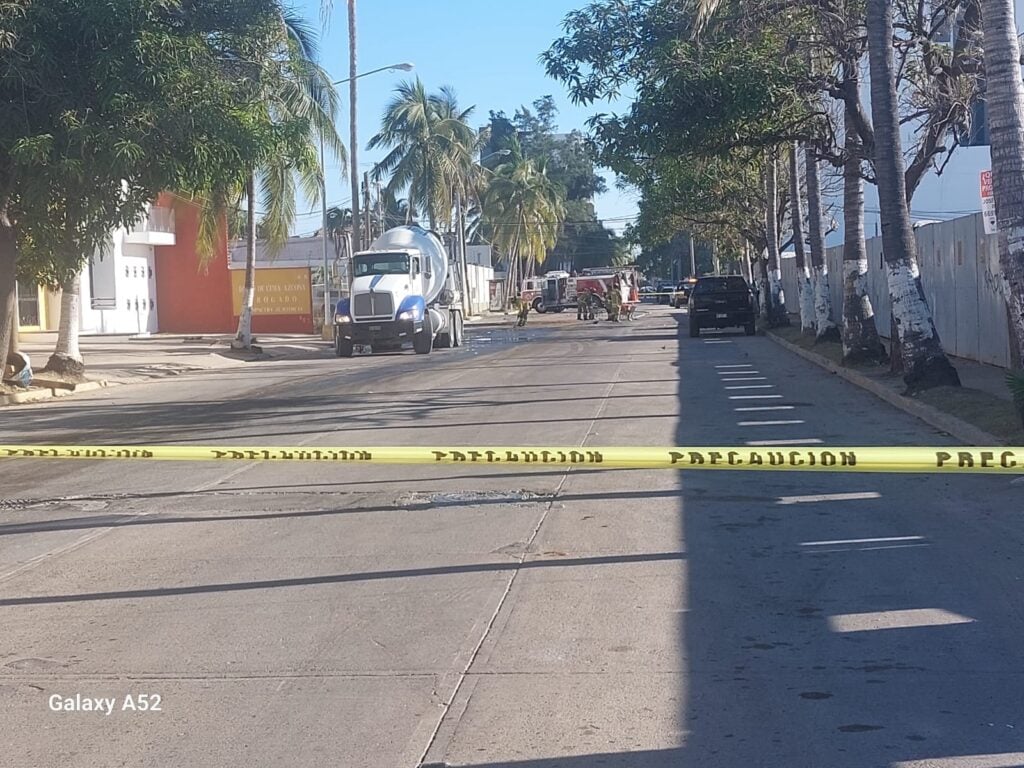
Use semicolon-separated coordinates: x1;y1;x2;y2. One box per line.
766;331;1002;446
418;342;631;767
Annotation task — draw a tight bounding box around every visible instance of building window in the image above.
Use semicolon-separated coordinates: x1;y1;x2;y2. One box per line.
16;279;40;327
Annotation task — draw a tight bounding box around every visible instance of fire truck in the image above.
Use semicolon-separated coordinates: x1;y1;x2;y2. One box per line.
520;268;640;313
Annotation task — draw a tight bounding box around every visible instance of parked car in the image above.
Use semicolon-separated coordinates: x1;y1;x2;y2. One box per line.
672;279;698;308
687;275;756;337
656;280;677;304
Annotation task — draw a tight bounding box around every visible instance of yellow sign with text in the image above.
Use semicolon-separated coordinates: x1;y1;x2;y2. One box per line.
231;268;311;316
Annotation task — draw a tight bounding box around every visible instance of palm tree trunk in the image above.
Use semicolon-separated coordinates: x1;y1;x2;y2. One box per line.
866;0;959;391
804;146;840;342
764;153;788;326
981;0;1024;369
234;173;258;349
789;142;814;332
0;214;16;380
841;59;887;363
44;271;85;379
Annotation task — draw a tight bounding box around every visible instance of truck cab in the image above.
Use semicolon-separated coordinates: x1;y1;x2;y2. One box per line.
333;226;463;357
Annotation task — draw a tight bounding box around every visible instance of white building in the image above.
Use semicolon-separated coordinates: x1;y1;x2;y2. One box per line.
78;204;175;336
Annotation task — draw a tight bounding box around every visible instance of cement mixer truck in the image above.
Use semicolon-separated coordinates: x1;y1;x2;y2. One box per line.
332;226;465;357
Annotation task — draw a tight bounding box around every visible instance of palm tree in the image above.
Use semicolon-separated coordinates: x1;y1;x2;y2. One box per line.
368;79;477;231
865;0;959;391
233;13;344;349
187;9;344;350
980;0;1024;385
482;144;566;301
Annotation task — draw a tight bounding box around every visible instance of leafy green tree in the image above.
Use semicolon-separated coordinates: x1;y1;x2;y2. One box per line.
0;0;288;379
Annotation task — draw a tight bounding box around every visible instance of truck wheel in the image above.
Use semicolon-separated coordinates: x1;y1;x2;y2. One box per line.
745;321;756;336
335;335;353;357
689;319;701;338
533;298;547;314
413;315;433;355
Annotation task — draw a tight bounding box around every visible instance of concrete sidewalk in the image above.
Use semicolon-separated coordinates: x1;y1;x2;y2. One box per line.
18;333;331;386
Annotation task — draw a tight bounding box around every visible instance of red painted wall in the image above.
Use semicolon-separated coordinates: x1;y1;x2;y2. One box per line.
154;195;314;335
154;196;234;334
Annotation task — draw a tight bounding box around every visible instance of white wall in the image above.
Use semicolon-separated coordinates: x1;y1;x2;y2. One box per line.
80;233;158;335
466;263;494;315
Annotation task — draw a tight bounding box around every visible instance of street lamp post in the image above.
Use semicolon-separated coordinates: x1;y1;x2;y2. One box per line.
319;61;413;337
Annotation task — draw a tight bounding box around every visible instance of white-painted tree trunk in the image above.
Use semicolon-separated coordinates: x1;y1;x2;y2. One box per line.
45;271;86;379
866;0;959;391
804;145;839;342
233;174;257;350
788;142;814;332
0;216;16;379
839;56;886;363
981;0;1024;371
764;153;788;325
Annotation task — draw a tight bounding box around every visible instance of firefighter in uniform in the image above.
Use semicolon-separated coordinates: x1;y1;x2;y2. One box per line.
577;289;590;320
516;296;530;327
606;285;622;322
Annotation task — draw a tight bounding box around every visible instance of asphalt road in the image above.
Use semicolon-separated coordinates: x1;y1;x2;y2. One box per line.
2;307;1023;768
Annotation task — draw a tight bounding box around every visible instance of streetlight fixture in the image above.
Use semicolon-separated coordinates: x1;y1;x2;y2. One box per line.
319;62;414;337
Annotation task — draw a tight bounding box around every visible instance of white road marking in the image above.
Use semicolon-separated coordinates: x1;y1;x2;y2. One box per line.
893;753;1024;767
781;492;884;506
717;370;759;375
746;438;823;445
737;419;805;426
827;608;975;633
725;384;775;390
803;535;919;546
735;406;795;412
730;394;783;400
715;364;753;368
720;376;767;382
704;340;733;344
808;543;931;553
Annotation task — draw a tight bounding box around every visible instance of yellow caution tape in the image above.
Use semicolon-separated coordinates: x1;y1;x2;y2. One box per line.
0;445;1021;473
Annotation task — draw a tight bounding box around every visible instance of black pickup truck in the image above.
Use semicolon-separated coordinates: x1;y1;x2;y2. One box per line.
687;275;757;337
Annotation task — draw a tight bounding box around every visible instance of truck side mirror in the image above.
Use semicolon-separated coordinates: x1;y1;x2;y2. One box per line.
411;257;420;277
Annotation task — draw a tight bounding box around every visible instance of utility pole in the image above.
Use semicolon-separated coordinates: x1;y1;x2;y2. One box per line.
348;0;360;251
320;139;331;337
689;233;697;277
456;193;471;316
363;172;371;246
375;181;384;238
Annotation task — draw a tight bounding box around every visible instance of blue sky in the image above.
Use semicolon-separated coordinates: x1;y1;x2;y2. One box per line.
292;0;638;236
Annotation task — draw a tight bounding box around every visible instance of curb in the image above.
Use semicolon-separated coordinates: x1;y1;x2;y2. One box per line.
0;379;112;407
766;331;1004;446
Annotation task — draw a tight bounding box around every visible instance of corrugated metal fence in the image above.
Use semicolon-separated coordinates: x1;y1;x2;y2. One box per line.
779;213;1011;367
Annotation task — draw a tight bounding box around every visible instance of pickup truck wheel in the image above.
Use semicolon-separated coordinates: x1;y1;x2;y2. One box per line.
335;335;353;358
413;314;433;354
689;319;701;338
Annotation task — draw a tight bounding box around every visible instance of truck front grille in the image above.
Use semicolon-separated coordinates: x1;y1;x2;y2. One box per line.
353;292;394;318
